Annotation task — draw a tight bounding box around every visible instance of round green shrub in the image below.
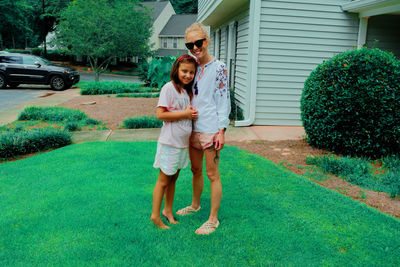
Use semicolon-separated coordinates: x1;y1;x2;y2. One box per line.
122;116;162;129
301;48;400;158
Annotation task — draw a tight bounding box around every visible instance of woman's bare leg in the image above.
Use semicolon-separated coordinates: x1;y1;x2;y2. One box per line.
189;145;204;209
204;147;221;222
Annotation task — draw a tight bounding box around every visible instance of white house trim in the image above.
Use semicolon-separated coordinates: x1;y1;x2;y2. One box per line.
357;17;369;48
342;0;400;17
235;0;261;127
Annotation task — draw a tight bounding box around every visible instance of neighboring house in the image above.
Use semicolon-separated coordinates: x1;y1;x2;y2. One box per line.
198;0;400;126
142;1;176;52
158;14;197;57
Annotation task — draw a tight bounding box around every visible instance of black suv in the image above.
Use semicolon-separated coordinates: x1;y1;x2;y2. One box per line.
0;53;80;90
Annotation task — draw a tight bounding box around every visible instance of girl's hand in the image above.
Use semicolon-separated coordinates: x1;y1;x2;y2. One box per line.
215;130;225;150
185;106;198;120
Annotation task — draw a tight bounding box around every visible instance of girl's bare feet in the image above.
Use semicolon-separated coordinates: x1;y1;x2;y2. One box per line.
162;211;179;224
151;215;170;229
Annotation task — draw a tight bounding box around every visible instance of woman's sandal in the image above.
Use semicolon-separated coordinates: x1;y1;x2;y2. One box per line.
195;220;220;235
176;206;201;216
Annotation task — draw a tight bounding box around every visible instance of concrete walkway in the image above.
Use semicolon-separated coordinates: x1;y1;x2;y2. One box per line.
0;88;305;142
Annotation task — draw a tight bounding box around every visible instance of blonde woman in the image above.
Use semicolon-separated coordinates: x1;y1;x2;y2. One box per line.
176;23;230;235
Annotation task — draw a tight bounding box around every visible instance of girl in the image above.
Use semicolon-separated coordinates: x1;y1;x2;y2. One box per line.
176;23;231;235
151;54;198;229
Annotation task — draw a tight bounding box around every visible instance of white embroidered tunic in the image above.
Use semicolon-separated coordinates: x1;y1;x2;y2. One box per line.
192;58;231;133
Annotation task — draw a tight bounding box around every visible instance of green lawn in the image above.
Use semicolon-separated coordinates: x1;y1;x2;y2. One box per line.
0;142;399;266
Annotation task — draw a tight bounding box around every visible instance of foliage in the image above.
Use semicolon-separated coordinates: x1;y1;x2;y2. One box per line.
79;81;144;95
122;116;162;129
137;59;150;85
115;92;160;98
147;56;176;88
1;143;400;265
57;0;152;81
169;0;198;14
301;48;400;159
229;89;244;120
0;0;72;49
306;154;400;198
17;106;104;131
0;128;71;159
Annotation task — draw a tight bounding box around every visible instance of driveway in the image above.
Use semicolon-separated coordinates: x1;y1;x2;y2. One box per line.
0;73;143;112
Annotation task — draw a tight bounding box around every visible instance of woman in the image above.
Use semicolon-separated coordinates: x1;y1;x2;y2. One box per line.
176;22;230;235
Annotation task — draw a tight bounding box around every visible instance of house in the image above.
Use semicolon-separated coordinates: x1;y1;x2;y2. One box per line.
142;1;196;57
198;0;400;126
158;14;197;57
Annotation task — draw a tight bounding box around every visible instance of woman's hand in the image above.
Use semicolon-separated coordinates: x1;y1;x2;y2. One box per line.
215;129;225;150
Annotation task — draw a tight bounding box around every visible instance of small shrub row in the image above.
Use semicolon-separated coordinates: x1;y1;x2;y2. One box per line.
122;116;162;129
17;106;104;131
306;155;400;198
116;92;160;98
0;129;71;160
79;81;143;95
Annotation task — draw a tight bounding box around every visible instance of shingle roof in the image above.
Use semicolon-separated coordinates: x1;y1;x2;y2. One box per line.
157;49;188;57
159;14;197;36
141;1;170;20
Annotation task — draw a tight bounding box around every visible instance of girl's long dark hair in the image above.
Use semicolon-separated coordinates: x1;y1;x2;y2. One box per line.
170;54;197;99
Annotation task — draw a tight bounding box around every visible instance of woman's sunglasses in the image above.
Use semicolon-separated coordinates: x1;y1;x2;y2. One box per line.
185;38;206;50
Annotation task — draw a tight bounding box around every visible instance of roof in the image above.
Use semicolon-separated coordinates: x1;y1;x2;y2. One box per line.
159;14;197;36
342;0;400;16
141;1;170;20
157;49;188;57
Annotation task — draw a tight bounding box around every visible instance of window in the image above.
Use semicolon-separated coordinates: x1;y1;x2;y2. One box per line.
163;38;168;48
173;38;178;49
0;56;22;64
23;56;36;65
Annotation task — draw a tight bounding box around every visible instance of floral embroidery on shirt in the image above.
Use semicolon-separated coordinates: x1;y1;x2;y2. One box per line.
215;64;229;98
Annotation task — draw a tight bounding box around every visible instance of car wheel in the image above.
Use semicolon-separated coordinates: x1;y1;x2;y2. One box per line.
8;83;20;88
50;76;66;91
0;74;6;89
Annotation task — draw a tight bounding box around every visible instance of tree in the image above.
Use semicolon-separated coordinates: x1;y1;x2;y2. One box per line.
170;0;197;14
57;0;152;81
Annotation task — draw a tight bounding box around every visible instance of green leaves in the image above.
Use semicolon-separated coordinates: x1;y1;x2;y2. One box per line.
301;48;400;158
147;56;176;88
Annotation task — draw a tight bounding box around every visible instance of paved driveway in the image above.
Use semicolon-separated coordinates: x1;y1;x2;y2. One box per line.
0;73;143;112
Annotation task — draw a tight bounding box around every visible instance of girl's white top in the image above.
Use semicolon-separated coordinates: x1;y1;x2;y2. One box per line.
157;81;192;148
192;58;231;133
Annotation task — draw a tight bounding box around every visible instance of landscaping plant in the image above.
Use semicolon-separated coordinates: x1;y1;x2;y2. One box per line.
147;56;176;88
79;81;144;95
122;116;162;129
301;48;400;158
0;128;71;160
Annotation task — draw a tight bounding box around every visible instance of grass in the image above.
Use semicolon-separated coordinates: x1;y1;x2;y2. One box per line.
0;142;399;265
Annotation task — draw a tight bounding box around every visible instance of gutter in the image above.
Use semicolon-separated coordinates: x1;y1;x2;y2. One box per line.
235;0;261;126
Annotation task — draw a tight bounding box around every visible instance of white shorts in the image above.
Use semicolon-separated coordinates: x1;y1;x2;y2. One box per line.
153;143;189;176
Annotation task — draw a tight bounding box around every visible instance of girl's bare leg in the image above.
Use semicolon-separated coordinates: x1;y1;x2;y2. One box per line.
189;145;204;209
151;170;171;229
162;170;180;224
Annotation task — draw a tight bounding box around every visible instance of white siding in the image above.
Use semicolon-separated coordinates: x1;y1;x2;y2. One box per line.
366;15;400;58
234;10;250;112
209;31;215;57
255;0;358;126
219;26;227;63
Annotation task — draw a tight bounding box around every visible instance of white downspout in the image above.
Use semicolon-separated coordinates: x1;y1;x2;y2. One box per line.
235;0;261;126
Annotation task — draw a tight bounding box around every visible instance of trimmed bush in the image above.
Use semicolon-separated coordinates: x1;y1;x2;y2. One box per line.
301;48;400;158
115;92;160;98
123;116;162;129
0;129;71;159
18;106;88;122
79;81;142;95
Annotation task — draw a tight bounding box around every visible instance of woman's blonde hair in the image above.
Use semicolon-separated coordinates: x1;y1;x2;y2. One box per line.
185;22;209;40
